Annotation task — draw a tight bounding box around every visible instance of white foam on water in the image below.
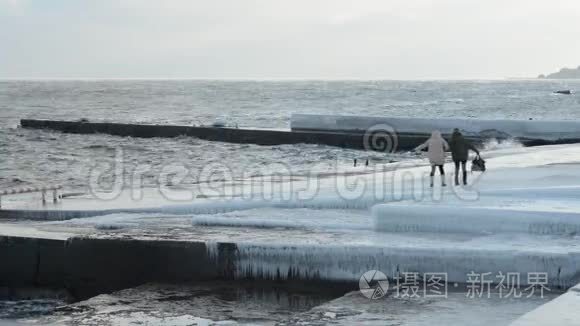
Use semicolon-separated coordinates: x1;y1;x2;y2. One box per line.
105;312;229;326
93;223;135;230
481;138;524;151
46;212;157;230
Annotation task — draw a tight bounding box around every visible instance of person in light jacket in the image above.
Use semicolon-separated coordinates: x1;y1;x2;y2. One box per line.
415;130;449;187
449;128;480;185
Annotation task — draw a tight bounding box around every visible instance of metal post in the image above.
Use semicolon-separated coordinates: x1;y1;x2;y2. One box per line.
42;191;46;205
53;189;58;203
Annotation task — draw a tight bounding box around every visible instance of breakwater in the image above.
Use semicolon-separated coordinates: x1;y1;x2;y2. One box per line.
19;119;455;151
0;236;222;301
21;118;580;151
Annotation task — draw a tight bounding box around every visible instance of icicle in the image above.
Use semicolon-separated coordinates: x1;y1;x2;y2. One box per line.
220;242;580;288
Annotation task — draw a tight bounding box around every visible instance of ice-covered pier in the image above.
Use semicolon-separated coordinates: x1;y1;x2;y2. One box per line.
2;143;580;323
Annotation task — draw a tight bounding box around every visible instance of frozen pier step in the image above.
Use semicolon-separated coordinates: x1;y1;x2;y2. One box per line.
206;233;580;289
2;217;580;299
373;202;580;235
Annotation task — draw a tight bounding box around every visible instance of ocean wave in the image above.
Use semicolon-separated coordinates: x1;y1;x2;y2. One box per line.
481;138;524;151
83;144;116;150
383;98;465;108
94;223;136;230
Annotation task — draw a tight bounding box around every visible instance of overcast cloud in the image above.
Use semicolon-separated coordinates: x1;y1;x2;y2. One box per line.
1;0;579;79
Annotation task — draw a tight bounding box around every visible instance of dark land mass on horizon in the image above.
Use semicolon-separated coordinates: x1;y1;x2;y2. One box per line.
539;66;580;79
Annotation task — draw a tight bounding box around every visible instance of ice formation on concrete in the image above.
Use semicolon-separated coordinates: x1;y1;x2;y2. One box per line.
196;144;580;289
510;283;580;325
479;186;580;201
163;195;385;215
47;212;151;230
205;240;220;263
192;216;369;231
373;204;580;235
230;242;580;288
291;114;580;140
193;216;302;229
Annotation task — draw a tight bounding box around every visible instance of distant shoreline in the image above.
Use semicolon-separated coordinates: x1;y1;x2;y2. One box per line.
538;66;580;79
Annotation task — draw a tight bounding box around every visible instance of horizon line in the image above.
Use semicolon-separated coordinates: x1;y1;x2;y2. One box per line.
0;76;545;82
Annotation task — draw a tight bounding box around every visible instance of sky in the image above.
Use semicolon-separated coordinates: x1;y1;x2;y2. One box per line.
1;0;580;79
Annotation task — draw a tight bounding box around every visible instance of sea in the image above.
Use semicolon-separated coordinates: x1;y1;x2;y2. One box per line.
1;79;579;191
0;79;579;325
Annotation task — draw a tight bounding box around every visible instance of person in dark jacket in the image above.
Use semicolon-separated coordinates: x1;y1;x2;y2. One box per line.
449;128;480;185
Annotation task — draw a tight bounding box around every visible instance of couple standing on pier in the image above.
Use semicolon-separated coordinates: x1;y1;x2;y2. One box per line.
415;128;481;187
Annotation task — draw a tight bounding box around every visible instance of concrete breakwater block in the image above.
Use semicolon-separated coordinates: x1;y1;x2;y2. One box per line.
0;236;65;288
0;236;221;300
63;238;220;299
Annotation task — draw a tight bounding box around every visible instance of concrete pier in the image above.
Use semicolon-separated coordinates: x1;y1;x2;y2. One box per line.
20;118;580;152
2;231;572;324
19;119;460;151
0;235;221;300
1;232;370;302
